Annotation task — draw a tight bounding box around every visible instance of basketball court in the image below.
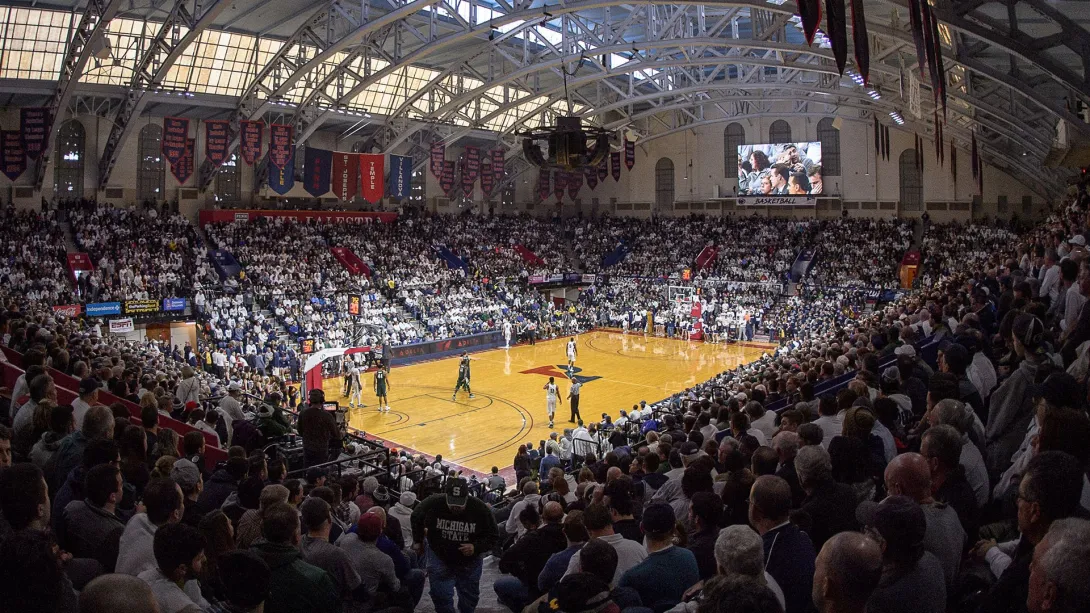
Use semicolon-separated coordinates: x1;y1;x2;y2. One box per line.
322;330;775;476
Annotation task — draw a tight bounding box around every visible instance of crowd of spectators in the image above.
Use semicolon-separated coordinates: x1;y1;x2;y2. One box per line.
0;207;74;306
805;217;914;287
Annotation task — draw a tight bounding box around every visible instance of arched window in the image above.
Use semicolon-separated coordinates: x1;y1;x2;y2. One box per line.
816;117;840;176
214;153;241;204
899;149;923;210
53;120;84;199
724;123;745;178
137;124;165;202
655;157;675;209
769;120;792;144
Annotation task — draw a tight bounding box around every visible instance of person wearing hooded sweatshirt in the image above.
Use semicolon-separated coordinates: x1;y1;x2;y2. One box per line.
197;456;247;515
388;491;417;546
985;314;1045;480
31;403;74;470
250;501;340;613
116;478;185;577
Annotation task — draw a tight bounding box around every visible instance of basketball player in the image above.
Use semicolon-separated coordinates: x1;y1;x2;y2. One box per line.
621;314;630;334
374;365;390;412
566;337;578;374
543;376;561;428
347;361;365;408
503;320;513;349
452;352;475;400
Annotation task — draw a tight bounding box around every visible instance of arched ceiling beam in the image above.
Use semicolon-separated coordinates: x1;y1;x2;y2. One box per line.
197;0;440;190
35;0;122;190
98;0;229;188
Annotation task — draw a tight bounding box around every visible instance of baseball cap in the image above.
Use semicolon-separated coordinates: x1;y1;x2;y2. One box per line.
894;345;916;357
856;496;926;550
641;502;676;535
357;512;383;539
78;378;100;395
446;477;469;507
1071;235;1087;246
170;459;201;489
1030;372;1082;409
228;382;241;392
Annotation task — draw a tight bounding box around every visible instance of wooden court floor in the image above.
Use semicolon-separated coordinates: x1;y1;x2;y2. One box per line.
324;331;775;476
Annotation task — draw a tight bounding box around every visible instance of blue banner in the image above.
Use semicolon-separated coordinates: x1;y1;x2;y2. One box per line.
86;302;121;317
303;147;333;197
162;297;187;312
388;154;412;199
268;150;295;195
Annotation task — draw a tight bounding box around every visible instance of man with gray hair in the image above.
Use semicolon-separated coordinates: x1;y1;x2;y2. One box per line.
794;445;858;550
929;398;989;507
504;481;541;539
1028;517;1090;613
772;431;804;507
665;525;786;612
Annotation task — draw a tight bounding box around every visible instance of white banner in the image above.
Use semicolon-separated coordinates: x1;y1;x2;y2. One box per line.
737;196;816;207
109;318;134;334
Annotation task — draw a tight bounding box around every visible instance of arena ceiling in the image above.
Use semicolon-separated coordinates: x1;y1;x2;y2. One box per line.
0;0;1087;198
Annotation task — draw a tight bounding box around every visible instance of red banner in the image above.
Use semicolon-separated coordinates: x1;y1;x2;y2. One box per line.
465;146;480;181
537;169;550;201
20;107;50;160
597;156;608;181
162;117;189;166
240;120;263;165
269;123;293;169
624;138;635;170
1;131;25;181
171;137;194;183
585;164;598;190
359;153;385;204
460;154;475;196
205;120;230;166
480;158;494;197
611;151;622;181
198;209;397;227
331;152;359;201
567;169;583;200
430;142;445;178
491;149;505;179
440;160;456;196
554;170;566;202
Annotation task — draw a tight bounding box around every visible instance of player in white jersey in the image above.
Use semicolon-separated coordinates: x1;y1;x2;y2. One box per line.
543;376;561;428
621;315;630;334
347;363;365;408
503;320;513;349
566;337;577;373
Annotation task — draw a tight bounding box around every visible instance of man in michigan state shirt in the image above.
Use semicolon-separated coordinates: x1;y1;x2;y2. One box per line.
411;477;498;613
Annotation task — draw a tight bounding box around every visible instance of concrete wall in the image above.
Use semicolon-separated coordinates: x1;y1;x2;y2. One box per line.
0;107;1046;223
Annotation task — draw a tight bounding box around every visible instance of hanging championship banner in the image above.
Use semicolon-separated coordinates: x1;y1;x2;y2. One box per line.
240;121;263;165
268;149;294;194
567;169;583;200
303;147;333;197
388;154;412;199
460;154;475;196
440;160;456;196
480;158;495;197
430;142;445;178
171;138;194;183
611;151;622;181
883;125;890;160
1;131;26;181
826;0;848;75
537;169;551;201
850;0;870;86
331;152;359;201
20;108;50;160
465;146;480;182
162;117;189;166
797;0;822;45
624;139;635;170
204;120;230;167
359;153;385;204
554;170;566;202
597;156;608;181
491;149;505;179
269;124;293;169
585;164;598;190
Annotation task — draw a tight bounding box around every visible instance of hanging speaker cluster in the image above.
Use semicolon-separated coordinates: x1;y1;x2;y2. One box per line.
521;116;612;171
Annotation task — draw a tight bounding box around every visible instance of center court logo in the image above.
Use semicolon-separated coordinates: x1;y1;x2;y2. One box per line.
519;365;602;385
